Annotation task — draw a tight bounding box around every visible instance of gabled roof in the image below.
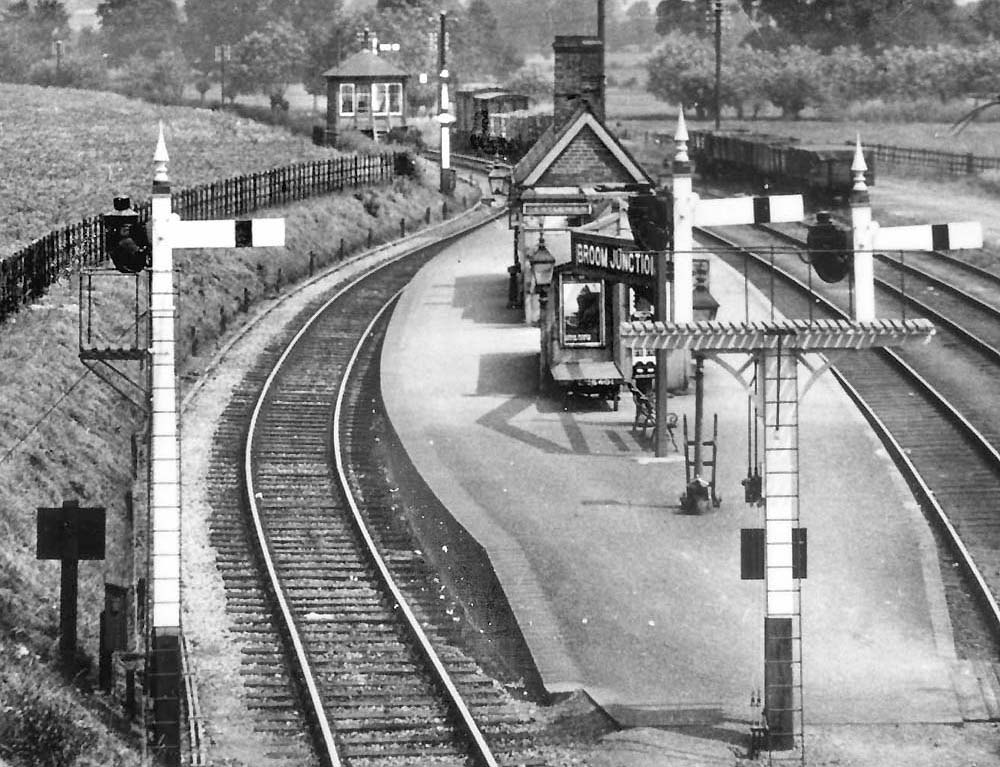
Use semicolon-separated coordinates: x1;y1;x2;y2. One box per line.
512;104;653;189
323;50;409;79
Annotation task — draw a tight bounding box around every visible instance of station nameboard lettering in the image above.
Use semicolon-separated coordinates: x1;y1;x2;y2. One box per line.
522;201;593;217
570;231;668;286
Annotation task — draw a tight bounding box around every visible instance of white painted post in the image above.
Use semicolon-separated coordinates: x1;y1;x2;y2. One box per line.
145;124;286;763
440;71;451;171
671;108;695;324
849;137;875;322
148;122;183;767
150;124;181;634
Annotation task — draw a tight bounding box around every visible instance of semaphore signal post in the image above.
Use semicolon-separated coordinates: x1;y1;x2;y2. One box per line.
129;125;285;765
624;113;983;760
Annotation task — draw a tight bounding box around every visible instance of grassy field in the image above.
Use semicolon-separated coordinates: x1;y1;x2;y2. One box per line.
0;82;478;766
0;83;340;257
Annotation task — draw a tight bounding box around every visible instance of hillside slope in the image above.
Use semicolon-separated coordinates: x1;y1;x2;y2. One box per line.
0;83;337;256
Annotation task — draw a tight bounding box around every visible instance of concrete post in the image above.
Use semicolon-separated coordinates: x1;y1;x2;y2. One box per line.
149;123;182;767
849;136;875;321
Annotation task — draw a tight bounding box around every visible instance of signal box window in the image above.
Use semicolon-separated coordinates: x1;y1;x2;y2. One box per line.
373;83;388;115
339;84;355;115
560;277;605;347
388;83;403;115
356;86;370;114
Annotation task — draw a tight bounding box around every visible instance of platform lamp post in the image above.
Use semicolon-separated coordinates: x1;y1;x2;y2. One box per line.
684;272;720;512
528;234;556;388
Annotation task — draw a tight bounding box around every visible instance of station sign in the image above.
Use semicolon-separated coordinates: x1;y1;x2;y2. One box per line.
570;231;669;287
522;201;593;217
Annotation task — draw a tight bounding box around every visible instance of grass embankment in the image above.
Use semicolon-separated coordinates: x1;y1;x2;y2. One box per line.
0;84;478;767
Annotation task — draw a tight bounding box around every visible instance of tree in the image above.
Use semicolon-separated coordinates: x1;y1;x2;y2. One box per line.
972;0;1000;41
227;20;305;101
0;0;70;80
759;45;826;118
449;0;523;81
655;0;705;37
739;0;960;53
645;32;715;117
623;0;658;46
181;0;270;69
96;0;180;63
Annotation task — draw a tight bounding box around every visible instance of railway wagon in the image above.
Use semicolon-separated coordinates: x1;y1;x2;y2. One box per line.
540;264;624;409
690;129;875;199
454;84;530;151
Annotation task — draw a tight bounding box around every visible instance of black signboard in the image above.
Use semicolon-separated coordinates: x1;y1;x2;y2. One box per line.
37;502;106;560
570;231;670;287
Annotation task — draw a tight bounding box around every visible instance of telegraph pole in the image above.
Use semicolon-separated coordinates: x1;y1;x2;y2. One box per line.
713;0;722;130
437;11;456;194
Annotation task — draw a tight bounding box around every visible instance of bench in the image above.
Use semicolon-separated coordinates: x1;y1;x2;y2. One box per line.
627;382;678;450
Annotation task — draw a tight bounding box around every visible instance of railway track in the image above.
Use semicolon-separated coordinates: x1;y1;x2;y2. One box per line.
698;221;1000;661
203;211;546;766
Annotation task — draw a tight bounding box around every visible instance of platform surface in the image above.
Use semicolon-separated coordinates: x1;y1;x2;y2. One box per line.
380;216;961;728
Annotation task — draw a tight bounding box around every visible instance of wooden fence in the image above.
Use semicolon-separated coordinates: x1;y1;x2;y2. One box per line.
0;152;405;324
862;143;1000;175
645;131;1000;178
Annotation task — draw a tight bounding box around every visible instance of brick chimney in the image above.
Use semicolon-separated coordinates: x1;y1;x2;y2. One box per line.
552;35;605;126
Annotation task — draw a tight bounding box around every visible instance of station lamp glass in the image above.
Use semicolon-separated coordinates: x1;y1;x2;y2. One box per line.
691;260;720;322
488;164;511;197
692;285;719;323
528;233;556;308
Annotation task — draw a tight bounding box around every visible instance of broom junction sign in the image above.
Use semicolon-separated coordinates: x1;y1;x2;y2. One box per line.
569;231;664;286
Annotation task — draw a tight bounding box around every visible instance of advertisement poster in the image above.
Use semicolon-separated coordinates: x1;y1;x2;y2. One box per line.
560;277;604;347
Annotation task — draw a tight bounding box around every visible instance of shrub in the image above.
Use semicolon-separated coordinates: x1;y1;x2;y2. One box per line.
0;658;99;767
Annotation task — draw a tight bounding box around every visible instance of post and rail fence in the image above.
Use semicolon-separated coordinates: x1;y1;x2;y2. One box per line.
0;152;406;324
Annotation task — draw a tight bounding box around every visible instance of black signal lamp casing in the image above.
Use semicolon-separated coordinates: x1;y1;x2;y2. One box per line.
806;211;851;283
627;189;673;252
103;196;150;273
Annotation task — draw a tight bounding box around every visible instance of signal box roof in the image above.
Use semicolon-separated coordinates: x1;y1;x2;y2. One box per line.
323;49;409;80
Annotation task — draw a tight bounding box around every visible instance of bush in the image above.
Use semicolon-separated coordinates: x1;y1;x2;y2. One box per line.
0;659;99;767
112;50;191;104
28;52;109;91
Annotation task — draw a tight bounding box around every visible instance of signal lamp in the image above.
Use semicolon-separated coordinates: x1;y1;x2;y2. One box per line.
627;189;673;252
805;210;851;283
103;196;150;273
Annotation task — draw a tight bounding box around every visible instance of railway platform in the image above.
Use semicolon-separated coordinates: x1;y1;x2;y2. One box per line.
381;216;965;733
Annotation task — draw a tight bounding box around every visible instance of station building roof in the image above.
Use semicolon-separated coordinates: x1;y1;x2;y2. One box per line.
323;50;409;80
512;103;654;190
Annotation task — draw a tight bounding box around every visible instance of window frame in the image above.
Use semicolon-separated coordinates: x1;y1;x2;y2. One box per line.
338;83;355;116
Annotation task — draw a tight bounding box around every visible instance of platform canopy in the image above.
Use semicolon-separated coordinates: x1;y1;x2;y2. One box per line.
619;318;935;353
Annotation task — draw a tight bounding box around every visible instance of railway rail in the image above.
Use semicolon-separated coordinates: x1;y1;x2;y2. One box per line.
697;221;1000;658
202;206;545;766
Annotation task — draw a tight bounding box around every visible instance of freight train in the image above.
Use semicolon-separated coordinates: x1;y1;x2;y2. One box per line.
689;130;876;201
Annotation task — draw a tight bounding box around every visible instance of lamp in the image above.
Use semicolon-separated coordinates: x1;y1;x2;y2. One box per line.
691;259;719;322
528;233;556;311
488;163;511;198
692;285;719;323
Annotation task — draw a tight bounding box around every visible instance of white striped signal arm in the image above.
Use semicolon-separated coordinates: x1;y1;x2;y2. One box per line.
871;221;982;252
694;195;804;227
169;216;286;249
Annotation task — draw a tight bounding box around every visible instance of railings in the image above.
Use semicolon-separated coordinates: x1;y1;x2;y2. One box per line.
0;152;404;324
